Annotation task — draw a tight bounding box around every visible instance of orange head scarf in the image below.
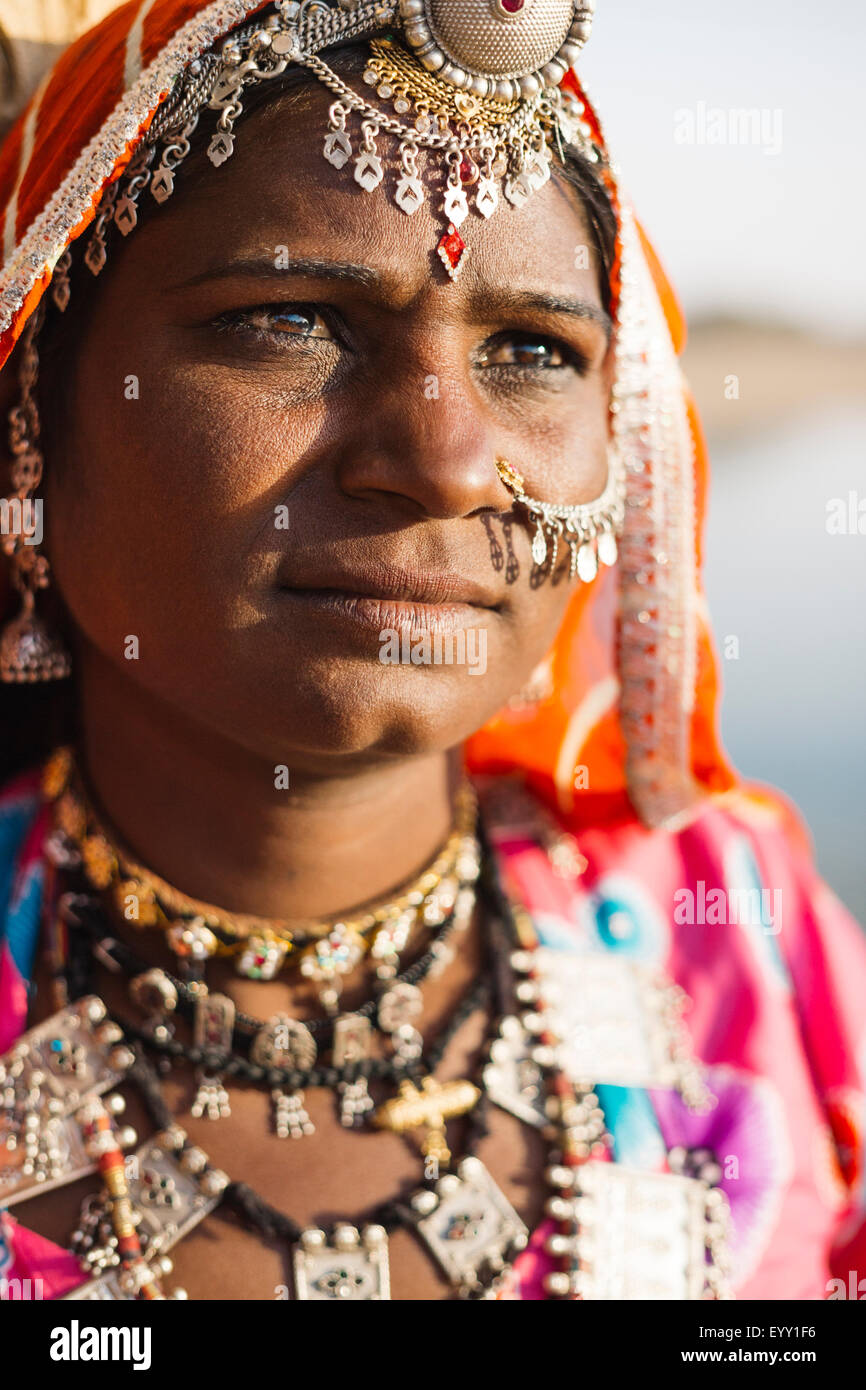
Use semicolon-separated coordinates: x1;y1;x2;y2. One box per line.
0;0;736;828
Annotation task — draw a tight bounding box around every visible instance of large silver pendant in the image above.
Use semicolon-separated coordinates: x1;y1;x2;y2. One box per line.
410;1157;528;1296
1;1112;94;1206
293;1224;390;1301
549;1161;732;1300
0;998;135;1206
71;1128;227;1275
518;950;695;1092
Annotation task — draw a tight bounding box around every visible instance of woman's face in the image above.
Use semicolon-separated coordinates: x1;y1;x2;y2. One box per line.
45;80;614;770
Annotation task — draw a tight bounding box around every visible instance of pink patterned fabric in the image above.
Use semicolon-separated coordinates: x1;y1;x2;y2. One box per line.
490;787;866;1300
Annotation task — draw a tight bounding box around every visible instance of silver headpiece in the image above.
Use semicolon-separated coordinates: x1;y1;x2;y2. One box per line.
84;0;600;281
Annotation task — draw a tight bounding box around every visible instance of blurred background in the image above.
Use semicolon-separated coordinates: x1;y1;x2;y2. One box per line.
1;1;864;918
584;0;866;922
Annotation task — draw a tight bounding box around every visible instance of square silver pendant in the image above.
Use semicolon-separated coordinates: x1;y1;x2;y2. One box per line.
293;1225;390;1301
124;1133;227;1256
1;1112;94;1206
0;996;133;1118
65;1270;133;1301
563;1161;716;1300
411;1157;528;1293
531;951;680;1089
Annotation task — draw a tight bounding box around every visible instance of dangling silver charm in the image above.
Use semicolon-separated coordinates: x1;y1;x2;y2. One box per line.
598;528;618;568
354;119;384;191
476;178;498;219
129;968;178;1047
395;140;423;215
324;129;352;168
333;1014;374;1129
272;1088;314;1139
324;102;352;169
51;250;72;313
531;521;548;568
150;167;175;203
190;1075;231;1122
576;540;598;583
548;521;562;574
525;143;551;192
191;993;235;1121
207;130;235;167
298;926;365;1016
251;1015;317;1139
504;171;533;208
443;182;469;226
207;65;243;169
442;147;471;227
483;1016;548;1128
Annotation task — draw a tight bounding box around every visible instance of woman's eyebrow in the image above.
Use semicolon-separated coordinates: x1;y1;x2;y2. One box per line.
170;254;382;291
486;287;613;337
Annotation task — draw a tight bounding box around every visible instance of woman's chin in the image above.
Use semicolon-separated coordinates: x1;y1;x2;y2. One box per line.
238;662;507;762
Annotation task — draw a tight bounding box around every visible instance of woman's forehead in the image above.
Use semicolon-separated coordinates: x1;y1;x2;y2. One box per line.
127;90;604;314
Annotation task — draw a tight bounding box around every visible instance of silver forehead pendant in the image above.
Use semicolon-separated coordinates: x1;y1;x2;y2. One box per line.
293;1224;390;1301
410;1156;528;1297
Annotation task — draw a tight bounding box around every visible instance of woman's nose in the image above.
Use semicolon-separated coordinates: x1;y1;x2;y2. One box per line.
334;370;511;521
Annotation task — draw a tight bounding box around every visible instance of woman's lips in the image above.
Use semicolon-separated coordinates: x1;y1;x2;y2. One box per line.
280;588;488;636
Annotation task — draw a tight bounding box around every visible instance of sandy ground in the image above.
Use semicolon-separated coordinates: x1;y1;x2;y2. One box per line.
683;320;866;444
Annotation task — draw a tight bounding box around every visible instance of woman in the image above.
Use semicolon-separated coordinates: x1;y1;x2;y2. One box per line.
0;0;863;1303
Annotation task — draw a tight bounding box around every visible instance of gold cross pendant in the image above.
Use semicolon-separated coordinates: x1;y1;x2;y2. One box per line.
373;1076;480;1168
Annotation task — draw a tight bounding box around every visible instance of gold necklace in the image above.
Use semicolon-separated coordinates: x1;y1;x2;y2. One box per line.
42;748;480;980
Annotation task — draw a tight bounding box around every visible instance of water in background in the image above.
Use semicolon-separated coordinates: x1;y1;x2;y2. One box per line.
703;403;866;923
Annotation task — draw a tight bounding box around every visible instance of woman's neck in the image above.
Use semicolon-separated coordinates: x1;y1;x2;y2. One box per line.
75;656;464;923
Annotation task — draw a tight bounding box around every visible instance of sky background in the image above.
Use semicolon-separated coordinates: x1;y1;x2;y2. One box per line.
579;0;865;336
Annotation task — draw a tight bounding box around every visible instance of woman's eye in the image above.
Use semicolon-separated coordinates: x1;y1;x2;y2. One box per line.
477;335;584;372
216;304;336;342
